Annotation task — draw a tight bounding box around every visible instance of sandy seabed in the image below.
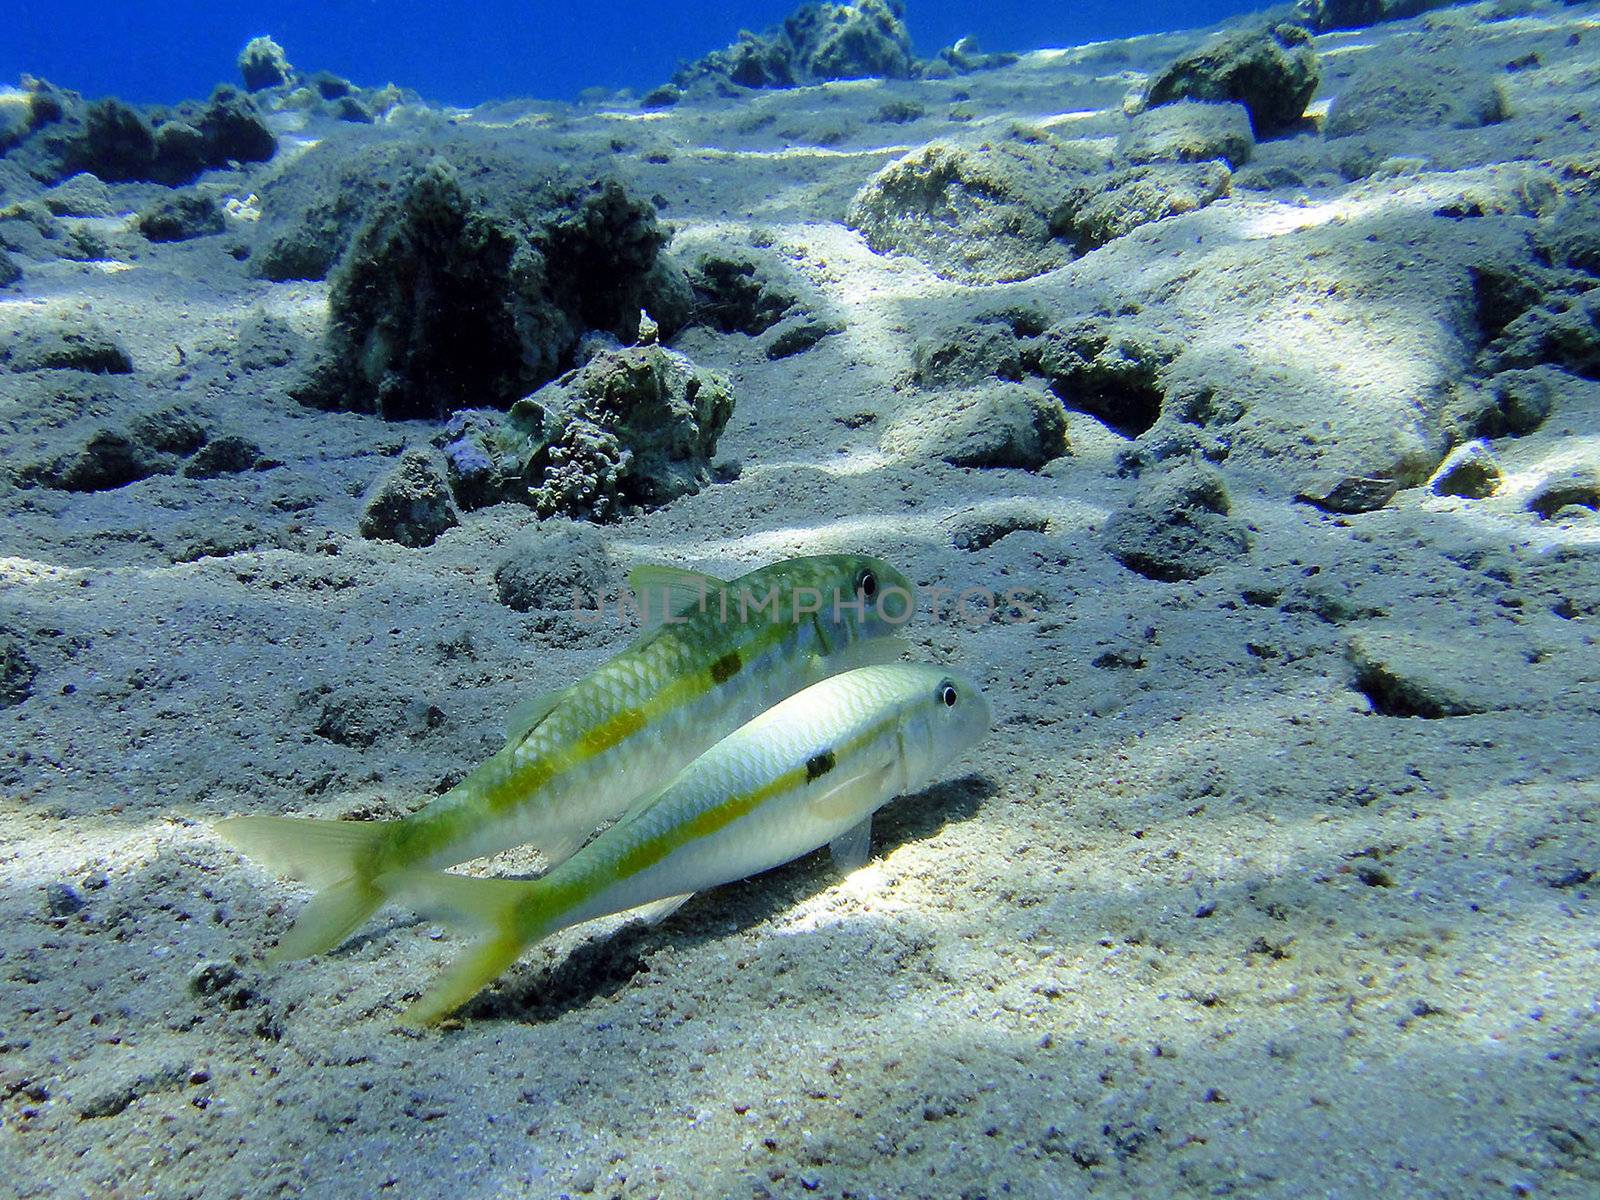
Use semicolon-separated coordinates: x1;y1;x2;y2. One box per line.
2;3;1600;1197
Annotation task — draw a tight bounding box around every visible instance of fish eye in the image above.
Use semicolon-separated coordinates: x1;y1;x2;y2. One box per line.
940;683;958;708
856;568;878;599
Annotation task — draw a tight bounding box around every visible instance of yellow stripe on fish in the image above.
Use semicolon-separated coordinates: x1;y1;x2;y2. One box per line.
388;662;993;1026
214;554;913;961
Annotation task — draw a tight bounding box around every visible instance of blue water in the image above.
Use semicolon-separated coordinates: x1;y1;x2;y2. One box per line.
8;1;1263;108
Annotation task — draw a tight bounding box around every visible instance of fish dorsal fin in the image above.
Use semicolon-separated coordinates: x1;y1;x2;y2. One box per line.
504;685;570;743
626;892;694;926
829;817;874;873
627;564;726;632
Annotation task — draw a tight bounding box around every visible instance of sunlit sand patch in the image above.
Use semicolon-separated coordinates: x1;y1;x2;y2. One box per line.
590;109;673;122
1037;108;1110;129
691;143;916;162
0;556;83;588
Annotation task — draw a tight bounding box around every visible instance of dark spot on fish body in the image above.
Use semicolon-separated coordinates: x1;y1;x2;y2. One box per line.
709;651;742;685
805;750;837;782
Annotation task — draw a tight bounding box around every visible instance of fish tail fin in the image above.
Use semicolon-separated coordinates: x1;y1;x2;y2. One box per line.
213;815;390;960
383;870;556;1026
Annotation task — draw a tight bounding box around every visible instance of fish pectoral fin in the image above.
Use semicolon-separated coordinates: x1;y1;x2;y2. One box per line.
833;634;908;671
504;685;571;743
627;564;726;630
829;817;874;874
625;892;695;926
808;754;898;826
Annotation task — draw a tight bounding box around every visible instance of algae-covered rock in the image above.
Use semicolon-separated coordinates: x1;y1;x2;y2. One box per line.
0;87;37;153
295;156;666;421
1323;53;1506;139
679;32;798;91
1103;463;1249;581
1427;440;1501;498
195;86;277;166
785;0;916;81
0;248;19;287
848;128;1105;285
62;99;157;183
1298;0;1459;31
1481;291;1600;379
434;410;521;511
22;87;274;186
1118;101;1254;170
183;435;263;479
687;249;802;335
1055;161;1232;252
0;76;72;165
882;383;1067;470
910;317;1028;389
672;0;915;93
358;450;460;548
250;153;375;281
22;428;174;492
494;522;611;612
150;121;207;184
135;192;224;242
1034;318;1182;437
239;36;294;92
510;345;735;520
1142;24;1319;138
0;316;132;374
41;173;115;217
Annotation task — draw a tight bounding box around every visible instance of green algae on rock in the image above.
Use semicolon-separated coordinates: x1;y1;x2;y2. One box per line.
1141;24;1319;138
237;36;294;92
847;127;1105;285
429;344;735;521
1117;100;1255;170
514;344;736;520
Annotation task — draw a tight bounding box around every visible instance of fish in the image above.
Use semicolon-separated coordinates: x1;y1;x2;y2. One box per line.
215;553;914;962
388;661;992;1026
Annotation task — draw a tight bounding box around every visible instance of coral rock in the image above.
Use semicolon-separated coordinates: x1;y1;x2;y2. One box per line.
882;383;1067;470
1143;24;1319;138
358;450;461;548
1103;463;1250;581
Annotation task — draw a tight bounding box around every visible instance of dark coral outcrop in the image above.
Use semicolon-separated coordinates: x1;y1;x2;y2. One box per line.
293;156;668;421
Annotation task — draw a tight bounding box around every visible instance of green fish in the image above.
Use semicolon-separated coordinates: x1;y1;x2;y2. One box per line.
216;554;912;961
391;661;992;1025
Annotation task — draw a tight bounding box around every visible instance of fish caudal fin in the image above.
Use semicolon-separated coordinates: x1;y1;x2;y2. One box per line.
269;876;385;963
402;932;529;1027
213;815;390;960
380;869;554;1026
